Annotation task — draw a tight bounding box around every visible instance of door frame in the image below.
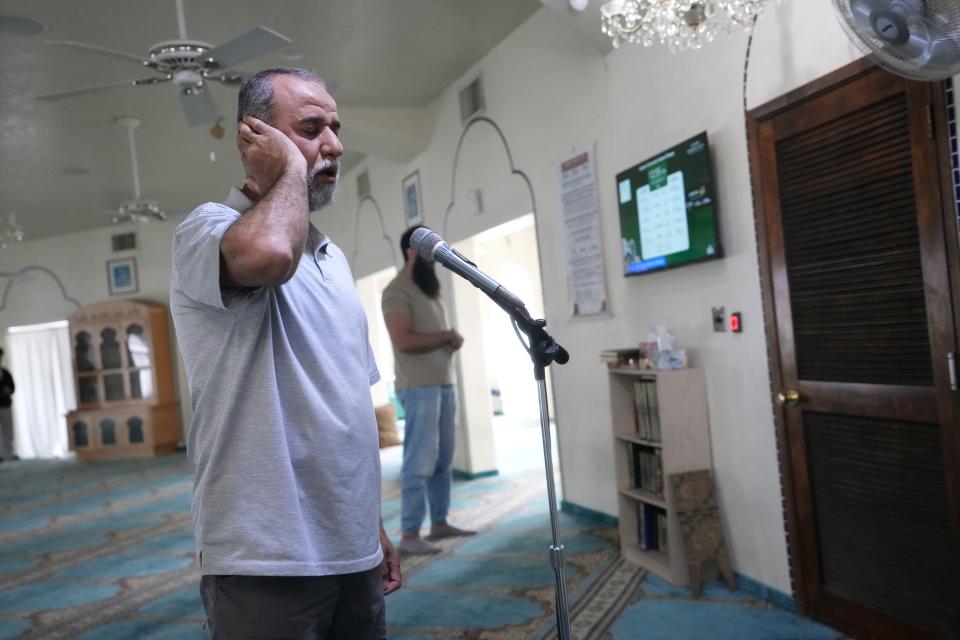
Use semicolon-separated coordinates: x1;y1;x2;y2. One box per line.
747;56;960;629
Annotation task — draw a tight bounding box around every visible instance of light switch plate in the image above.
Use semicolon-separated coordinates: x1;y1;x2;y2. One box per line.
712;306;726;332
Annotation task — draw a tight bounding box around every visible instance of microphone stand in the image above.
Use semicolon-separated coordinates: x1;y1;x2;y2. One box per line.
419;233;573;637
498;299;573;640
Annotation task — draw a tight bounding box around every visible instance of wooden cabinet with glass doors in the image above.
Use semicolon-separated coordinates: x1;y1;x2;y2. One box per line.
65;300;181;460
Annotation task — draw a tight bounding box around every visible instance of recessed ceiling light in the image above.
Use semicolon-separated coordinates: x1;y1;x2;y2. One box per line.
0;16;45;35
60;166;91;176
280;51;305;61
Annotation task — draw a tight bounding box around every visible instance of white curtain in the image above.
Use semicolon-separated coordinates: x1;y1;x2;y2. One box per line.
6;321;75;458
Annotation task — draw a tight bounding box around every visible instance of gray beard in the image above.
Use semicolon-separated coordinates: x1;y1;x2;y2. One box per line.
308;170;338;211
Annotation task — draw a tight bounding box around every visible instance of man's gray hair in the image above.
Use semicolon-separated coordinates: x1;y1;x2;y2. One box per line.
237;68;326;124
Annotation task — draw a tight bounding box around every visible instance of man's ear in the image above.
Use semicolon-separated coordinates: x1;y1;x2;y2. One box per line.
404;247;417;264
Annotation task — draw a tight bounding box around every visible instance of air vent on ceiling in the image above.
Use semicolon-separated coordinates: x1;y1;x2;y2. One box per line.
357;170;371;199
459;76;485;123
111;232;137;252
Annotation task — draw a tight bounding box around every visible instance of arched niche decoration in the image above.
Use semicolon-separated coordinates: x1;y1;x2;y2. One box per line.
350;194;400;273
441;116;537;239
0;265;82;312
436;115;550;477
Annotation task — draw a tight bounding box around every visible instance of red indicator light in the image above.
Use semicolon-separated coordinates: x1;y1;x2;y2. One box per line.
729;312;742;333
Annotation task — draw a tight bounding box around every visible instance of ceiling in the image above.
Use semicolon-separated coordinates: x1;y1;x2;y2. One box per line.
0;0;586;241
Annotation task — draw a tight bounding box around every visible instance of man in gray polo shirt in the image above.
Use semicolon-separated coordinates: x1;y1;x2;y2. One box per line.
171;68;400;639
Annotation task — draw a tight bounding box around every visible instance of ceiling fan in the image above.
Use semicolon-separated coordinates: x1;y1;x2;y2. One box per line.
108;117;165;224
0;213;24;250
35;0;292;126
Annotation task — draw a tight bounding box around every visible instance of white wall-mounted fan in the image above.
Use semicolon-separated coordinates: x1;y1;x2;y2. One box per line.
109;117;165;224
36;0;291;126
834;0;960;81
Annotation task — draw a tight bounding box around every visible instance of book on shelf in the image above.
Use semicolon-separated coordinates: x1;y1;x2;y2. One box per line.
636;503;647;550
631;443;641;488
656;451;663;494
631;443;664;497
632;379;661;442
652;449;663;495
650;380;661;442
633;380;646;438
631;443;644;490
639;502;666;552
641;380;651;440
642;449;650;492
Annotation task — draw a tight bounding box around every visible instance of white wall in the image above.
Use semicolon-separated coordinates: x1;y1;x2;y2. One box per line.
338;155;409;276
317;3;865;594
0;0;877;594
355;265;399;407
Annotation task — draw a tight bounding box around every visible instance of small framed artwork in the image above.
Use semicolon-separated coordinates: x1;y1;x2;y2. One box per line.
106;257;139;296
402;170;423;226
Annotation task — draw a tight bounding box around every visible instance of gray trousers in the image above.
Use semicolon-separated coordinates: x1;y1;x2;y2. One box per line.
200;567;386;640
0;408;13;458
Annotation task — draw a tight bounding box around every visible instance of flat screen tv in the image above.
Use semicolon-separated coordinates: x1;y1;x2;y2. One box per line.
616;132;721;276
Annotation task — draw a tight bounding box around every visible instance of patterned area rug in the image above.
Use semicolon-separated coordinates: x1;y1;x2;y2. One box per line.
0;456;200;639
380;467;643;639
605;576;845;640
0;449;843;639
0;451;640;640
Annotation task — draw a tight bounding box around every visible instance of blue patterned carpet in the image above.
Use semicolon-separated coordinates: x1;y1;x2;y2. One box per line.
0;456;201;640
0;426;843;639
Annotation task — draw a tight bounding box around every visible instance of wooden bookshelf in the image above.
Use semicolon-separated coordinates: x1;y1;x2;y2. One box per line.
65;300;182;460
607;366;712;586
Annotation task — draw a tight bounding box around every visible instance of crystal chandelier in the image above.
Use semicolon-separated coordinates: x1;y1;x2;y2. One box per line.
601;0;768;51
0;213;24;250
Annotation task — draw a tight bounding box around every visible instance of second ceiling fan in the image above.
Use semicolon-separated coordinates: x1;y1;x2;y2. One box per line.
36;0;292;126
109;116;165;225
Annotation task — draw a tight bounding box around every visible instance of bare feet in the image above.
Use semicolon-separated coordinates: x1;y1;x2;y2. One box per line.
427;522;476;540
397;535;441;555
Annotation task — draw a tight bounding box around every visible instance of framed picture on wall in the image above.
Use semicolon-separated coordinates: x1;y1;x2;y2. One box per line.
106;257;139;296
402;170;423;226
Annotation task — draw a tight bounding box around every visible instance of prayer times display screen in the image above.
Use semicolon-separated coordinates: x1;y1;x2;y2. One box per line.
616;131;722;276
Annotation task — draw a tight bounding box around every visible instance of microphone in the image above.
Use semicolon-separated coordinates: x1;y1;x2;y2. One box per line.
410;227;526;314
410;227;569;366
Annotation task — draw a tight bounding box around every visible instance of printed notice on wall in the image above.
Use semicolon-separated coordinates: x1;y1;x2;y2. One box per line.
555;145;608;316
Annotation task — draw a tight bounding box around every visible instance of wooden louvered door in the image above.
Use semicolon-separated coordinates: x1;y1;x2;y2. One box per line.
750;62;960;640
